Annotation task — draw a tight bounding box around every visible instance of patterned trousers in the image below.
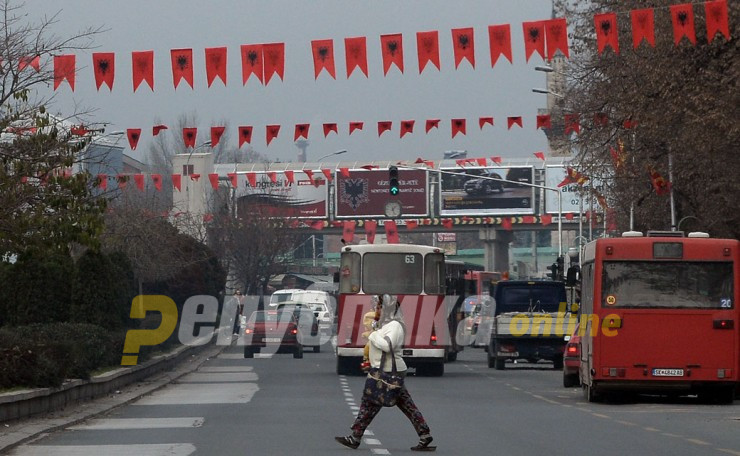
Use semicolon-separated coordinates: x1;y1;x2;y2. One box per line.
350;384;431;439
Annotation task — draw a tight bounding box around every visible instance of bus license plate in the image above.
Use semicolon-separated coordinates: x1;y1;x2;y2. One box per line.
652;368;684;377
403;349;413;356
265;338;282;343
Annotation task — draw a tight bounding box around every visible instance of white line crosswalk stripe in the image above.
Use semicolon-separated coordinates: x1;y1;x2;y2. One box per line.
68;417;204;430
8;443;196;456
134;383;259;405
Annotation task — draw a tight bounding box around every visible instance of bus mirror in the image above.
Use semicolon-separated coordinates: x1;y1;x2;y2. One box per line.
569;302;580;314
566;265;580;287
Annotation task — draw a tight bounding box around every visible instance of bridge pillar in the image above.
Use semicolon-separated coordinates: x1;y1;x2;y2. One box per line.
479;228;513;272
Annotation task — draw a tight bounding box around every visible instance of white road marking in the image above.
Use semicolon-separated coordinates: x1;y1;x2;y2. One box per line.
371;449;390;455
134;383;259;405
198;366;254;373
69;417;204;430
178;372;258;383
216;353;248;359
8;444;196;456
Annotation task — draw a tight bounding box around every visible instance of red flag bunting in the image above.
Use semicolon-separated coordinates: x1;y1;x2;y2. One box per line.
172;174;181;191
309;220;324;230
594;13;619;55
263;43;285;84
488;24;513;66
117;174;128;190
339;167;350;178
170;48;194;89
670;3;696;46
441;219;453;230
127;129;141;150
247;173;257;187
349;121;364;135
501;217;513;231
416;31;440;73
183;128;197;148
451;119;466;138
400;120;415;138
266;125;281;145
321;169;333;182
476;158;487;167
323;123;338;137
267;172;277;183
205;47;227;87
190;173;201;182
631;8;655;48
623;119;639;129
203;214;214;223
344;37;369;78
565;114;580;135
380;33;404;75
479;117;493;129
311;39;336;79
523;21;545;62
285;170;294;184
536;114;551;129
378;121;392;136
541;214;553;226
649;167;671;196
92;52;114;90
545;18;569;60
451;27;475;69
534;152;546;161
153;124;168;136
385;220;400;244
97;174;108;191
208;173;219;190
455;159;467;167
241;44;264;85
558;167;589;187
406;220;418;230
238;126;253;147
425;119;440;133
303;170;315;185
523;216;535;224
210;126;225;147
507;116;522;129
227;173;238;187
491;156;502;164
705;0;730;42
342;221;356;243
594;113;608;126
294;124;310;141
53;55;76;91
132;50;154;91
150;174;162;192
365;220;377;244
18;55;40;72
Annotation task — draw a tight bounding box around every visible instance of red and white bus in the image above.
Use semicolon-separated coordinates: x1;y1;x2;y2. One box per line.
579;231;738;403
336;243;450;376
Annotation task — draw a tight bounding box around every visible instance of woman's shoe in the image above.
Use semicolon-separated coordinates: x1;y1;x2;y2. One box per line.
334;435;360;449
411;435;436;451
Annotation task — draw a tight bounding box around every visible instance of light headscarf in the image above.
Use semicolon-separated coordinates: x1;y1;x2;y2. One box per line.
377;294;405;330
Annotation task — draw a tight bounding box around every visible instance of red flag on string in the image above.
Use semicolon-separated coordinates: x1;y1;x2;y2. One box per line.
344;36;368;78
342;221;356;243
631;8;655;48
266;125;281;145
649;167;671;196
241;44;264;85
476;158;487;167
311;39;336;79
406;220;418;230
545;18;569;59
594;13;619;55
705;0;730;42
425;119;440;133
507;116;522;129
451;119;466;138
18;55;40;72
441;219;453;230
349;121;364;135
451;27;475;68
323;123;338;137
416;31;440;73
309;220;324;230
670;3;696;46
263;42;285;84
190;173;201;182
623;119;639;129
246;173;257;187
523;216;535;224
541;214;553;226
536;114;551;129
339;168;350;178
400;120;415;138
172;174;181;192
303;169;315;183
208;173;219;190
534;152;546;161
153;124;168;136
151;174;162;191
479;117;493;129
501;217;513;231
183;128;197;148
127;129;141;150
210;126;225;147
566;213;575;221
132;50;154;91
385;221;400;244
365;220;377;244
170;48;194;89
360;165;379;170
267;172;277;183
378;121;392;136
284;170;294;184
455;159;467;167
227;173;238;188
294;124;310;141
117;174;128;190
97;174;108;191
523;21;546;62
321;169;333;182
491;156;502;164
205;47;227;87
558;167;589;187
92;52;115;90
565;114;580;135
594;113;608;126
53;55;76;91
380;33;404;75
488;24;513;66
238;126;253;147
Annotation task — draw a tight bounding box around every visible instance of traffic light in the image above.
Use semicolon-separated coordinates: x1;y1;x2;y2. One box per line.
547;263;558;281
556;256;565;281
388;166;400;195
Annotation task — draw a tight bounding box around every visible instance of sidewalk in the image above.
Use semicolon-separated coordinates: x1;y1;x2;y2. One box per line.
0;341;229;453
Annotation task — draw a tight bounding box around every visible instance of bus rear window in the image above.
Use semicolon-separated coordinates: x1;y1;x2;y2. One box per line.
601;261;733;309
363;253;423;295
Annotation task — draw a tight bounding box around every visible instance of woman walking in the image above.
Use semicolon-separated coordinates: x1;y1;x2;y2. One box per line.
335;294;436;452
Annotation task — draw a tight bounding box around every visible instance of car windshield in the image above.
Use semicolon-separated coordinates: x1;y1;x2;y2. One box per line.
497;285;565;313
249;311;295;323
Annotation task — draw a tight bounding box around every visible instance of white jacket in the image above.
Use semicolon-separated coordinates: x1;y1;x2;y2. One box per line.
368;320;407;372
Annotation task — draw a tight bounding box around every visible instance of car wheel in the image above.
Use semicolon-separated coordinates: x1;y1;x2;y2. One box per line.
494;357;506;370
563;373;578;388
447;350;457;362
244;347;254;358
294;344;304;359
313;345;320;353
553;356;564;370
584;382;601;402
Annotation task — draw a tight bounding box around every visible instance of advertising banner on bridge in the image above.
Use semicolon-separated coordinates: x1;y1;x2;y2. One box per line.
545;165;605;214
439;166;535;216
234;171;328;218
335;168;428;218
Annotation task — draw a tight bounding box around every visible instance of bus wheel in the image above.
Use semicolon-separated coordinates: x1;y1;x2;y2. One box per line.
313;345;320;353
294;345;304;359
447;351;458;362
337;357;352;375
584;383;601;402
700;386;735;404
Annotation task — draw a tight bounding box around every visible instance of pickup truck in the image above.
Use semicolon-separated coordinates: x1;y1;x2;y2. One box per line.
486;281;575;370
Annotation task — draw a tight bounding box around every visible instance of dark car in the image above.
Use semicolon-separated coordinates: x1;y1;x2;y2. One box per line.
243;310;303;358
463;170;504;195
563;323;581;387
276;304;322;352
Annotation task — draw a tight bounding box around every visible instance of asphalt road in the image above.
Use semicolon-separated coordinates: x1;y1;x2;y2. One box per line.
8;342;740;456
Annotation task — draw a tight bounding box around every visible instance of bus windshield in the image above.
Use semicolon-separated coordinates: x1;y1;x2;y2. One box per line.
363;252;423;294
601;261;734;309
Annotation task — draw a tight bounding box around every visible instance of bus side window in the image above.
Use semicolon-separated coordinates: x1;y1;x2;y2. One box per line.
339;252;361;294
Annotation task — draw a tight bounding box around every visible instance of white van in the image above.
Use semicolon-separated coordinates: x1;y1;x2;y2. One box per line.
268;289;302;308
289;290;335;336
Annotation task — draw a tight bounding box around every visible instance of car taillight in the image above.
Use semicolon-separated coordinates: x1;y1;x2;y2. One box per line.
566;343;580;356
291;328;298;335
245;328;252;334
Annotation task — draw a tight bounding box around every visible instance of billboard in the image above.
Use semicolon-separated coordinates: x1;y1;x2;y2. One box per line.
545;165;605;214
335;168;428;218
439;166;535;216
234;171;328;218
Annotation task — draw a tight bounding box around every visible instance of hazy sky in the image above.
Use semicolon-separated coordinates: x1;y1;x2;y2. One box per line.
28;0;554;164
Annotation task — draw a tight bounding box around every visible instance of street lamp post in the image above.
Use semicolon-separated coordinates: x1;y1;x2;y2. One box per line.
316;149;347;162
